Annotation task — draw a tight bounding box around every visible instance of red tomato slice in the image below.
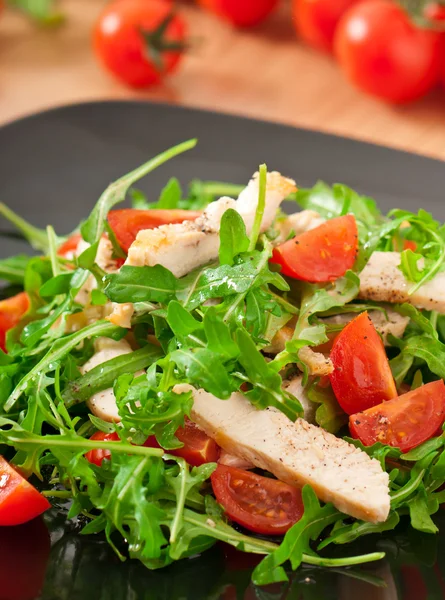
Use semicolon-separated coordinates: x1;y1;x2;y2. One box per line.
57;233;82;258
84;431;120;466
144;419;220;467
0;518;51;600
108;209;202;253
211;465;303;535
85;421;219;468
270;215;358;282
330;311;397;415
0;292;30;352
0;456;50;526
349;380;445;452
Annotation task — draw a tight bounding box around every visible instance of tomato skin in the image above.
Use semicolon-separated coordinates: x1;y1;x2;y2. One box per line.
293;0;361;53
94;0;186;88
0;456;51;526
334;0;441;103
211;465;303;535
0;292;29;352
197;0;279;27
84;431;120;466
330;311;397;415
144;419;220;466
108;208;201;253
85;421;219;467
349;380;445;452
0;518;51;600
57;233;82;258
270;215;358;282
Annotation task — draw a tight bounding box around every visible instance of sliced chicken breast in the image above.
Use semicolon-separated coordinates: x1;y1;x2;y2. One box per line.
175;384;390;523
126;171;296;278
274;209;325;244
323;307;409;345
359;251;445;313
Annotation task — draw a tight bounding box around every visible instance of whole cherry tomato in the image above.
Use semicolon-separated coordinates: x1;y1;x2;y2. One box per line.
334;0;441;103
94;0;186;88
197;0;279;28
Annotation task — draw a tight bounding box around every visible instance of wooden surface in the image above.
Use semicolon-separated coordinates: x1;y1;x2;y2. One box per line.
1;0;445;160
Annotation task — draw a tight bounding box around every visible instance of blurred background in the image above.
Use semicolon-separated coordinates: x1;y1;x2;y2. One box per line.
1;0;445;158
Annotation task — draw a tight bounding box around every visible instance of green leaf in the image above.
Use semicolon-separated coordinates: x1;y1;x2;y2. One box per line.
408;486;438;534
5;320;125;411
203;308;239;360
307;380;347;434
105;265;177;304
0;202;55;252
81;139;197;244
167;301;202;338
400;249;426;283
318;511;400;549
0;254;31;284
252;486;341;586
235;328;302;420
6;0;64;24
39;272;74;297
170;348;235;398
218;209;249;266
157;177;182;209
91;289;108;306
62;343;163;407
248;164;267;251
399;335;445;379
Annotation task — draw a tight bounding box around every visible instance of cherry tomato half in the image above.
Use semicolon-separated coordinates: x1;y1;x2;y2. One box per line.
197;0;279;28
211;465;304;535
144;419;220;466
108;208;201;253
270;214;358;282
85;421;219;467
0;456;50;526
0;292;29;352
334;0;441;103
94;0;186;88
349;380;445;452
330;311;397;415
293;0;361;53
57;233;82;258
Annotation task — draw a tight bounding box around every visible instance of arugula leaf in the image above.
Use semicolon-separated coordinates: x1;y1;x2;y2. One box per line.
81;139;197;244
105;265;177;304
157;177;182;209
6;0;63;24
306;380;347;434
5;320;125;411
248;164;267;251
0;254;31;284
0;202;56;252
252;486;342;585
62;344;163;407
218;209;249;266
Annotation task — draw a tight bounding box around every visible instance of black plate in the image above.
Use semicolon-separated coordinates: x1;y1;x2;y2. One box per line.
0;101;444;600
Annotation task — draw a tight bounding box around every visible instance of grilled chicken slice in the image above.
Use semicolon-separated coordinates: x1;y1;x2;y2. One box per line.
322;307;409;345
359;251;445;313
175;384;390;523
126;171;296;278
274;209;325;244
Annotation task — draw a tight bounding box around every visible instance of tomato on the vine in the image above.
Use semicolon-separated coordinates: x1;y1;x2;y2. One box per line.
292;0;361;53
334;0;441;103
197;0;279;28
94;0;186;88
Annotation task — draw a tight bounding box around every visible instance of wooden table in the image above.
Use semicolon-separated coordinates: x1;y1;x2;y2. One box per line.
1;0;445;160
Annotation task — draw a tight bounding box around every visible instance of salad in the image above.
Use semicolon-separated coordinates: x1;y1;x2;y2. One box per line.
0;138;444;586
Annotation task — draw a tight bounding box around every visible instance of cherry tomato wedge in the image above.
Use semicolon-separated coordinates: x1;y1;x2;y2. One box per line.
107;208;202;253
57;233;82;258
330;311;397;415
84;431;120;466
0;456;50;526
270;215;358;282
85;421;219;467
349;380;445;452
211;465;303;535
144;419;220;467
0;292;29;352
